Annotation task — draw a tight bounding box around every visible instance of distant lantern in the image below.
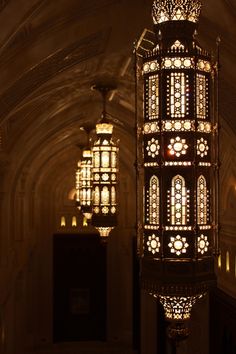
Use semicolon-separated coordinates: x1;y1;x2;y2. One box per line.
91;85;119;240
79;148;93;221
138;0;219;341
75;160;81;210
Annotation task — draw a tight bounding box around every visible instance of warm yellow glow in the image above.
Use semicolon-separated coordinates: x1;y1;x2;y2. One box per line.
83;149;92;158
148;75;159;119
147;234;160;254
84;212;92;220
75;161;81;207
101;151;110;168
146;138;160;158
152;0;202;25
111;151;117;168
96;123;113;135
196;74;207;119
72;216;77;227
168;235;189;256
197;176;208;225
111;186;116;205
169;175;188;225
226;251;230;272
171;40;185;50
162;57;194;69
163;120;193;132
158;294;204;321
61;216;66;227
83;216;88;227
143;60;159;74
80;149;93;209
101;186;109;205
168;72;189;118
168;137;188;157
92;117;118;236
94;186;100;205
143;122;159;134
198;234;209;255
149;176;159;225
197;59;211;73
96;227;114;238
218;254;221;269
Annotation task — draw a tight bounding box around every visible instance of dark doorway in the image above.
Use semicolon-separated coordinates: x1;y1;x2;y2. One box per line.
53;233;107;342
210;288;236;354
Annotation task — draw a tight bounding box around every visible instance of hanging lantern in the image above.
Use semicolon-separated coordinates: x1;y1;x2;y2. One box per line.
79;148;93;221
75;160;81;210
139;0;219;341
91;85;119;239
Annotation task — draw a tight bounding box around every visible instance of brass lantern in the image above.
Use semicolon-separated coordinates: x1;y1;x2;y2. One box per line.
75;160;81;210
139;0;219;340
91;85;119;239
79;147;93;221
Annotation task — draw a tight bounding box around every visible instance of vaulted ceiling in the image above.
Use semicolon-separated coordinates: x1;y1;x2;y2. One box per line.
0;0;235;191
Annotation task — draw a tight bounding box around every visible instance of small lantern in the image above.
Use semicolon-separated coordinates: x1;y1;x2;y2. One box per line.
80;148;93;221
75;161;81;210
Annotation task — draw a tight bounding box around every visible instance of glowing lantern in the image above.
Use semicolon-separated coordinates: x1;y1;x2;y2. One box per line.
75;161;81;210
91;85;119;240
138;0;219;341
79;148;93;221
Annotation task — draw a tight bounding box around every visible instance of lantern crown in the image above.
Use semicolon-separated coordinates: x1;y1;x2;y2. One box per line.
152;0;202;25
92;82;116;136
96;122;113;135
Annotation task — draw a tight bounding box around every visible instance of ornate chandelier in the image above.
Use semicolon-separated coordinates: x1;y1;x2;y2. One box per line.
91;85;119;239
138;0;219;341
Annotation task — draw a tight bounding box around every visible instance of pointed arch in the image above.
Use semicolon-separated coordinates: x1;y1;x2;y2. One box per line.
171;175;187;225
197;175;207;224
149;175;159;225
101;186;109;205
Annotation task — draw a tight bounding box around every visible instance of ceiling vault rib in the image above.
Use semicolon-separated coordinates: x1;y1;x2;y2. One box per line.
0;0;47;55
0;28;111;124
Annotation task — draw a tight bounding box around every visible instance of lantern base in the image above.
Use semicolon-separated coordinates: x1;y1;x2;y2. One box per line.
167;321;190;344
96;227;114;239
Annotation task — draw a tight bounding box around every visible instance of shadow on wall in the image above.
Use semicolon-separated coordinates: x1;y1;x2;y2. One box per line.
221;184;236;222
227;186;236;211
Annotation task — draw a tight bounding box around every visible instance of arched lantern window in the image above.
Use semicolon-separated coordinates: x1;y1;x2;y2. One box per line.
149;175;160;225
170;175;187;225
